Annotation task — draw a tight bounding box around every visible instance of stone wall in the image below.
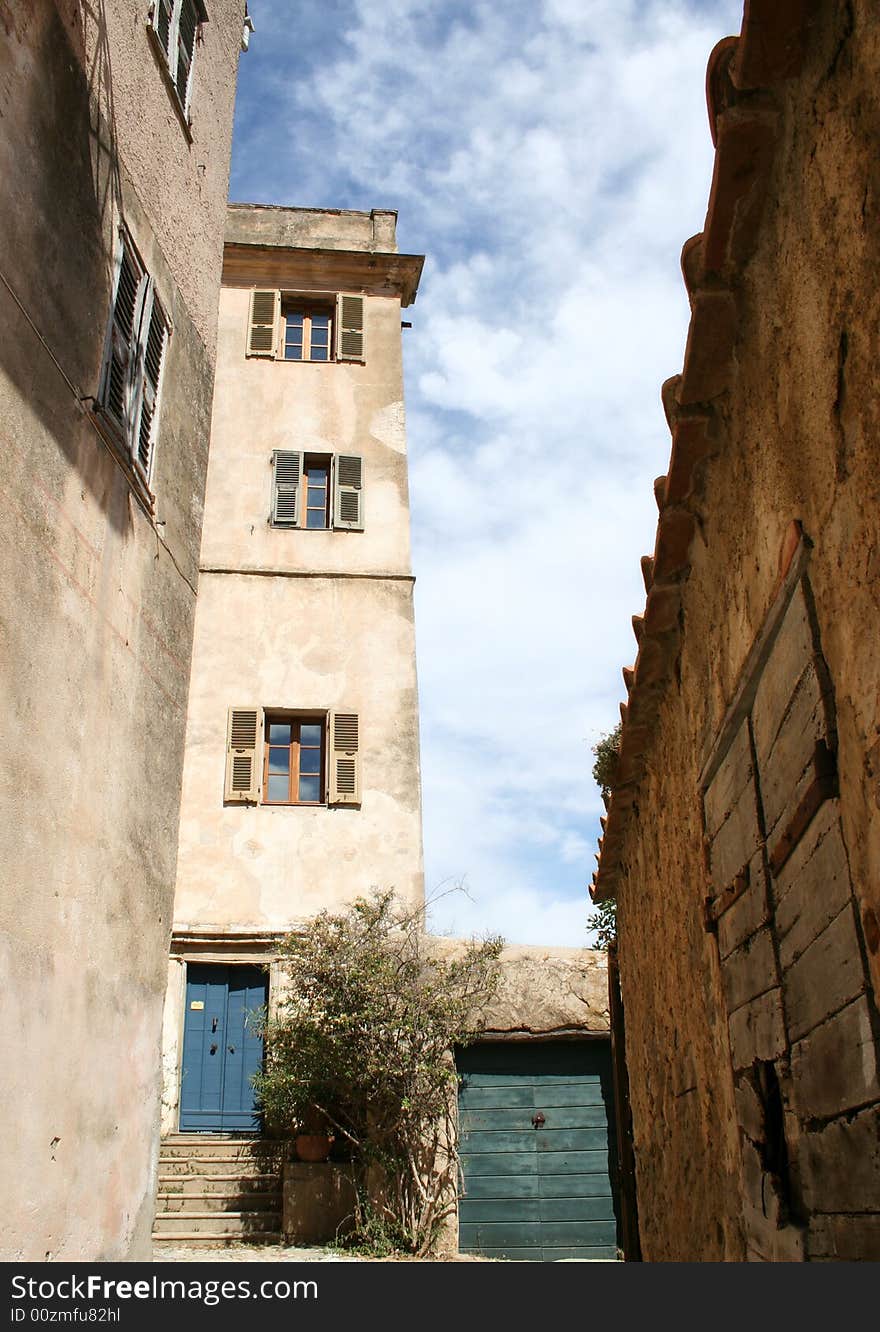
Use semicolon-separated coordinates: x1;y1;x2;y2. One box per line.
593;1;880;1261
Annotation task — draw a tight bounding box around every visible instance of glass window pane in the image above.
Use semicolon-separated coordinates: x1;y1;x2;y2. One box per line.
284;344;302;360
305;466;328;484
268;723;291;744
312;315;329;329
267;774;289;802
300;724;323;746
306;508;326;529
268;746;290;775
307;487;326;505
311;346;329;361
311;327;329;345
286;314;304;328
299;748;321;774
298;774;321;802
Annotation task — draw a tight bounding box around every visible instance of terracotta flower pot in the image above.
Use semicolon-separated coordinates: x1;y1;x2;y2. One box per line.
294;1132;334;1162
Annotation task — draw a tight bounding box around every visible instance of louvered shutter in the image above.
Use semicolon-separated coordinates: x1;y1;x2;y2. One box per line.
224;707;263;803
333;454;364;530
328;711;360;805
132;281;167;482
247;290;279;357
103;239;147;437
271;450;302;526
175;0;199;112
151;0;174;57
335;294;365;361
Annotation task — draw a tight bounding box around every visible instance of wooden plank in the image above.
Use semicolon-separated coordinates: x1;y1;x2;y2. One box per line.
716;850;770;959
704;718;754;838
464;1246;542;1260
783;904;865;1042
459;1175;539;1200
460;1199;541;1224
460;1130;539;1154
460;1220;616;1247
707;774;762;892
460;1105;608;1132
791;996;880;1120
773;801;852;965
539;1149;611;1175
539;1197;616;1223
726;986;786;1072
798;1102;880;1214
456;1086;534;1110
721;926;779;1015
459;1072;605;1087
536;1128;609;1153
545;1245;618;1261
751;582;814;767
537;1082;605;1108
539;1173;612;1199
459;1151;538;1177
759;664;833;840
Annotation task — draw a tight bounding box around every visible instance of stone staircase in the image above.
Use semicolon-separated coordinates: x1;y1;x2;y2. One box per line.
153;1135;285;1248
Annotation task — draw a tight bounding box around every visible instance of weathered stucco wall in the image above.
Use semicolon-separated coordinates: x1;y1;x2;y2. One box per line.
596;2;880;1262
0;0;242;1260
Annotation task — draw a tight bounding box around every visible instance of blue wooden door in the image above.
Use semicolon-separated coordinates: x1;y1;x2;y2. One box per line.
180;964;268;1132
457;1041;620;1260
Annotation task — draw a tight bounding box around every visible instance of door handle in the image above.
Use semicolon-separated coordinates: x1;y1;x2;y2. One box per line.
212;1017;218;1033
532;1112;546;1129
228;1045;236;1054
210;1044;218;1055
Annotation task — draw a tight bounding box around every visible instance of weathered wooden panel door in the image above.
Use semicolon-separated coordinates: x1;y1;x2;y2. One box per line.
179;964;268;1132
457;1041;619;1261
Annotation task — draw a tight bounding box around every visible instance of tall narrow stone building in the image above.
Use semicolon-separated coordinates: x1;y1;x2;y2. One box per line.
156;206;426;1240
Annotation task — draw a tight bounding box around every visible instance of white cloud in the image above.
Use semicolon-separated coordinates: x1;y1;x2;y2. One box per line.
234;0;745;944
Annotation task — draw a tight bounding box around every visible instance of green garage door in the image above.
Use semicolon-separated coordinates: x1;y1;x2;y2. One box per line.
457;1041;619;1261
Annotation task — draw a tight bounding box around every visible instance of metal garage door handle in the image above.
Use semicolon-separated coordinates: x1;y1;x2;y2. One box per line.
532;1112;545;1128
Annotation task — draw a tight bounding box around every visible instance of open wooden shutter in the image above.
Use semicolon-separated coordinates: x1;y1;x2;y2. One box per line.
224;707;263;803
151;0;174;58
333;454;364;530
247;289;279;357
134;281;167;482
328;710;360;805
175;0;199;112
102;238;146;436
271;450;302;526
335;294;365;361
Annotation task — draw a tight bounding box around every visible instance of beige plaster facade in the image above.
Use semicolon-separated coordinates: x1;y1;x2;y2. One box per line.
161;206;427;1131
0;0;245;1260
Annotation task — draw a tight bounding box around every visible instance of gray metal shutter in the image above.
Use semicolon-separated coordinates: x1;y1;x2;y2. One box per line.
271;450;302;526
335;294;365;361
333;454;364;530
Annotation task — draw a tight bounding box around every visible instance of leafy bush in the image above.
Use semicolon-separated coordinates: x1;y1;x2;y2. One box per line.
254;890;503;1255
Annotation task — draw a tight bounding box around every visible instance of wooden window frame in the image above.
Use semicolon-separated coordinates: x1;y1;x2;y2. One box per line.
300;453;332;529
282;299;334;363
262;713;327;806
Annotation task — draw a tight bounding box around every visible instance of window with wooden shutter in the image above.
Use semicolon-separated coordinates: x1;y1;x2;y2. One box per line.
149;0;206;120
335;294;365;361
224;707;263;803
248;289;280;357
97;227;168;492
271;450;302;526
328;710;361;806
333;454;364;530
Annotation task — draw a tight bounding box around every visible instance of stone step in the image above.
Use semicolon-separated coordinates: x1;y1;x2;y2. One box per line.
159;1136;285;1161
157;1173;282;1195
152;1211;282;1237
152;1234;282;1249
157;1192;281;1215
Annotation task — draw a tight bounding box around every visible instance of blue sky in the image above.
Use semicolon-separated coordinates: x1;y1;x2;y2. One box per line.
229;0;745;945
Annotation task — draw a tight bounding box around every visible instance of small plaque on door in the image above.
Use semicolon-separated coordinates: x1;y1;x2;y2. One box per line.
190;1000;205;1010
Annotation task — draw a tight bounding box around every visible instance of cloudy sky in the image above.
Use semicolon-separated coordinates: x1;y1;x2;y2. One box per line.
229;0;744;945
